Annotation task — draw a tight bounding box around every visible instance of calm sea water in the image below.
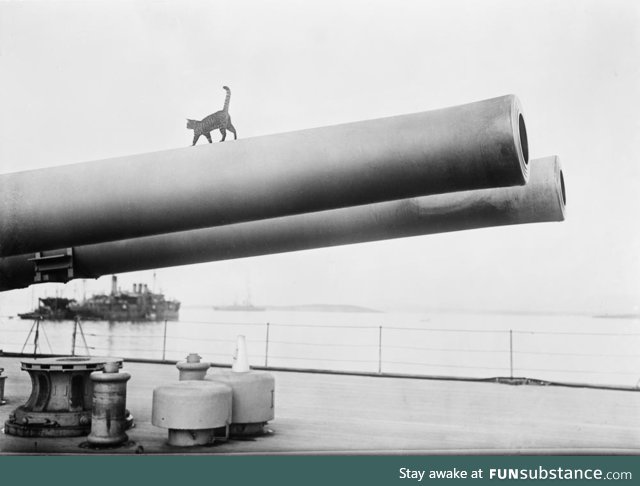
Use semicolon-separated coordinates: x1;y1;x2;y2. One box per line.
1;303;638;388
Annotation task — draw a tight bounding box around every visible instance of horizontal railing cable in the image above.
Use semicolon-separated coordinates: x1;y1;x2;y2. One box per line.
513;330;640;337
384;360;505;371
268;339;376;348
2;317;638;389
385;344;508;353
266;354;375;364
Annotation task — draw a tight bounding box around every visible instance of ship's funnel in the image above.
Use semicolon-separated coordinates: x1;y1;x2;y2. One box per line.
111;275;117;296
232;336;250;373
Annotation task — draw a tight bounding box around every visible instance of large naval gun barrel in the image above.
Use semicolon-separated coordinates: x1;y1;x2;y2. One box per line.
0;157;564;291
0;95;528;257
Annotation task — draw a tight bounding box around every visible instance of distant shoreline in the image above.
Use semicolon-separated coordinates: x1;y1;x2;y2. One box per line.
205;303;382;313
182;303;638;318
264;304;382;313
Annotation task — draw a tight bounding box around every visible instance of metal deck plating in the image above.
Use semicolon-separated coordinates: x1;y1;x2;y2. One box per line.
0;358;639;454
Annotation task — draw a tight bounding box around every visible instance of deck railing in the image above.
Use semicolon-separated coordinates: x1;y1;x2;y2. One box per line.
1;315;638;389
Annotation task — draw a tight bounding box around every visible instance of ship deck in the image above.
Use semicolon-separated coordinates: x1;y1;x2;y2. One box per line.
0;357;639;455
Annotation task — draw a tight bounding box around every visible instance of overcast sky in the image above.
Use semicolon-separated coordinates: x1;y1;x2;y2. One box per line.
0;0;638;314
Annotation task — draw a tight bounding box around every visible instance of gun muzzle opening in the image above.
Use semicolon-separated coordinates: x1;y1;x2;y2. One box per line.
518;113;529;165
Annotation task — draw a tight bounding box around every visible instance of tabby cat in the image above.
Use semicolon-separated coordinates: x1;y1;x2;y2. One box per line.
187;86;237;145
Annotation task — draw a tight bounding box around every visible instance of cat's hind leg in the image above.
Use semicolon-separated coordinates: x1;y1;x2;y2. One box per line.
227;122;237;140
219;128;227;142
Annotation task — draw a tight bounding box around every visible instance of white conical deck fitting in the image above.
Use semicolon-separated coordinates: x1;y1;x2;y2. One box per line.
232;335;250;372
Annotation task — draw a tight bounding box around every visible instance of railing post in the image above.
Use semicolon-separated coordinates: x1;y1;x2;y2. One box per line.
509;329;514;378
162;319;168;361
76;320;91;356
265;322;270;367
71;318;78;356
378;325;383;374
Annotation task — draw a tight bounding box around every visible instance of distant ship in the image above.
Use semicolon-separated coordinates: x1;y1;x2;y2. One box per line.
213;288;265;312
18;297;78;321
213;303;266;312
19;276;180;322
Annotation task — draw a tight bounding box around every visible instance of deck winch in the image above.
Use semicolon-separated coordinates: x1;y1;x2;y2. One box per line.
4;356;123;437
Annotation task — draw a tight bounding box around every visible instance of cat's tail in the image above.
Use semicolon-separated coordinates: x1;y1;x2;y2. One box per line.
222;86;231;112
